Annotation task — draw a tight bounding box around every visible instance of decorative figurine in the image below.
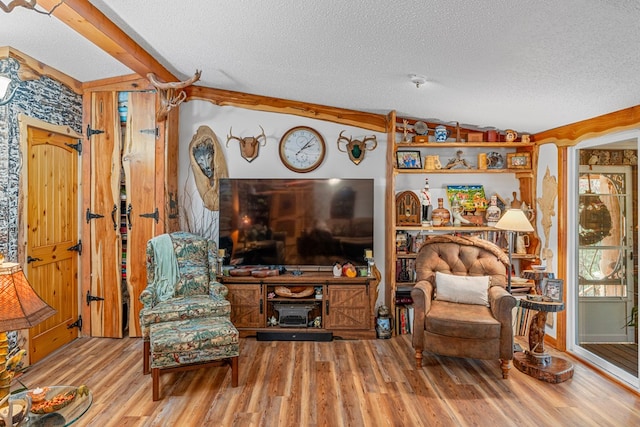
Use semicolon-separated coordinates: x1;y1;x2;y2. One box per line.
400;119;411;143
419;178;432;226
332;262;342;277
445;150;472;169
486;194;502;226
364;249;375;276
451;197;471;226
312;316;322;328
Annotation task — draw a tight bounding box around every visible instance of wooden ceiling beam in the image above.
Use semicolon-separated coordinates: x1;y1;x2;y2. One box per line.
186;86;389;133
38;0;176;83
534;105;640;146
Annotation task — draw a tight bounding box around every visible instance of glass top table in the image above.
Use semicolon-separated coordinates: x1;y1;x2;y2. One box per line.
10;385;92;426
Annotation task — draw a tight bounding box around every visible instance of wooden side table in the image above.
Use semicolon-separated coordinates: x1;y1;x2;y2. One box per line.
514;298;574;383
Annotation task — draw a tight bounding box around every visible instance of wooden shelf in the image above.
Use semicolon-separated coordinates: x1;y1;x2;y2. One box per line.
395;168;532;174
396;225;495;232
266;297;320;303
396;142;535;148
387;113;540;330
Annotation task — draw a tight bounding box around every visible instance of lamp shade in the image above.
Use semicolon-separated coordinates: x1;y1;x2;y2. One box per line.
0;263;56;332
493;209;535;232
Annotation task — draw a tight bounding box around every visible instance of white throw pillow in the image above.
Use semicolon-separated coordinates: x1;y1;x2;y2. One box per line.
435;271;490;306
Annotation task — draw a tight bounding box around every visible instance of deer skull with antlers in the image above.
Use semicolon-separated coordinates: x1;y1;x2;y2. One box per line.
147;70;201;122
226;126;267;163
336;131;377;165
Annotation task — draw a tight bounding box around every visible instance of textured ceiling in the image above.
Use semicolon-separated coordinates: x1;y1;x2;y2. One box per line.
2;0;640;134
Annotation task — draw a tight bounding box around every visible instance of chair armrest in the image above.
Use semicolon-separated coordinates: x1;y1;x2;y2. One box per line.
488;286;517;360
209;280;229;299
411;279;434;350
139;287;156;308
488;286;516;321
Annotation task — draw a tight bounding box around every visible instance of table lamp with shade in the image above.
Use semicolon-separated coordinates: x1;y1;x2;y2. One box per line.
0;260;56;425
494;209;535;293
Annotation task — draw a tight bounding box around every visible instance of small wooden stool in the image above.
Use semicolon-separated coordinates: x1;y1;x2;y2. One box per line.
149;317;239;401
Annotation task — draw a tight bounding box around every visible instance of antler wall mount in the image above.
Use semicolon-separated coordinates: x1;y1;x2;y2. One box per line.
0;0;60;14
336;131;377;165
226;126;267;163
147;70;201;121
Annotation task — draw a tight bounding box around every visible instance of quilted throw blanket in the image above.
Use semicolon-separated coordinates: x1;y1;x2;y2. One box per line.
149;234;180;302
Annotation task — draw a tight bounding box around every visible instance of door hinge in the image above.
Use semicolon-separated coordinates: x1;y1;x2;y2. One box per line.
86;208;104;223
86;124;105;140
67;240;82;255
65;139;82;155
139;127;159;137
86;291;105;306
140;207;159;223
67;315;82;330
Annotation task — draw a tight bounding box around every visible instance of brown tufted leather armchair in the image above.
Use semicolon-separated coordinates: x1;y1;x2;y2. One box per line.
411;234;516;378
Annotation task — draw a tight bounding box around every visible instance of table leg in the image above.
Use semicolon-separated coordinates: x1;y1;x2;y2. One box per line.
514;310;575;383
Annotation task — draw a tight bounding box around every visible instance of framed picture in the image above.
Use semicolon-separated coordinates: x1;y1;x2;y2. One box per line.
506;152;531;169
445;184;487;211
542;278;563;302
396;151;422;169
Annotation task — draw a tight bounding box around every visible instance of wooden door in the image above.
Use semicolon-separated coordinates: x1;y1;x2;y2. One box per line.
577;166;635;343
88;91;123;338
325;284;370;330
26;126;79;363
88;91;157;338
123;91;158;338
226;284;264;328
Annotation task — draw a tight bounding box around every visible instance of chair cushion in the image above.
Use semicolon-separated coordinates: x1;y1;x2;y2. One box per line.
426;300;500;339
435;271;490;306
172;233;211;297
150;317;239;369
140;295;231;332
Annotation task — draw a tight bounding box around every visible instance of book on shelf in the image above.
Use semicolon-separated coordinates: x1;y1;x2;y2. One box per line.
395;305;414;335
395;285;414;305
395;258;415;282
512;294;538;337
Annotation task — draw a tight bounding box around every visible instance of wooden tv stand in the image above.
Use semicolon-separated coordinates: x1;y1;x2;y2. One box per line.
219;271;377;339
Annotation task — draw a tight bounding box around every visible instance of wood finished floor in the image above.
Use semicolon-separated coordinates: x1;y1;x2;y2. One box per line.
581;343;638;377
15;335;640;427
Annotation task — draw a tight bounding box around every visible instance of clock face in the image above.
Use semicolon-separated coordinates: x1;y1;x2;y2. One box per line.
279;126;326;173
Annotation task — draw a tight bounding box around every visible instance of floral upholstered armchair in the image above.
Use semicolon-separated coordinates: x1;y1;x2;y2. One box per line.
139;231;231;374
411;234;516;379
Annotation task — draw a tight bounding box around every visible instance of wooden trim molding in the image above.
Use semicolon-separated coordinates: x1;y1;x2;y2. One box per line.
82;74;154;93
0;46;82;94
185;85;389;133
534;104;640;147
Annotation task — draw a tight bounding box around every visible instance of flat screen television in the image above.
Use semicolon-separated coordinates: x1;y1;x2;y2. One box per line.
218;178;374;267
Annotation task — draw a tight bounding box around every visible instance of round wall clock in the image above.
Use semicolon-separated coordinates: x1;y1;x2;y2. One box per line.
279;126;326;173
